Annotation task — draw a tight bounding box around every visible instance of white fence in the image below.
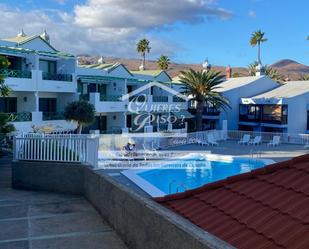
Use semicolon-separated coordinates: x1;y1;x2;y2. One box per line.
13;130;309;167
14;133;99;167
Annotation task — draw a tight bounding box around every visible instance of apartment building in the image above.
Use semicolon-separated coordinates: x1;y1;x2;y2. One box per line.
76;63;190;134
0;30;77;133
239;81;309;134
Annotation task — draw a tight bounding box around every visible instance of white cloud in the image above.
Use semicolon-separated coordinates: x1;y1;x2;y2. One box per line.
0;1;232;58
74;0;233;29
248;10;256;18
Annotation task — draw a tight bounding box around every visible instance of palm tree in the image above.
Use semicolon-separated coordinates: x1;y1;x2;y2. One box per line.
298;74;309;81
179;69;230;131
265;67;284;84
247;61;258;76
250;30;267;64
157;55;170;70
136;39;151;70
247;61;284;83
64;100;95;134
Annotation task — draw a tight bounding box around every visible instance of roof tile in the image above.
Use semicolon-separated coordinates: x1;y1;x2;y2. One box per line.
156;154;309;249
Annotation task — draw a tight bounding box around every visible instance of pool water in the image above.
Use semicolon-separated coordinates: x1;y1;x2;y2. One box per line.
137;156;266;195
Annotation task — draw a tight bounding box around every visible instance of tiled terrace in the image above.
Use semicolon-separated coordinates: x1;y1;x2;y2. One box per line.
0;153;128;249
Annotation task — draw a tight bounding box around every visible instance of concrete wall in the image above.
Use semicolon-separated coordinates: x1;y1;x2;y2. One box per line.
12;161;84;194
12;161;233;249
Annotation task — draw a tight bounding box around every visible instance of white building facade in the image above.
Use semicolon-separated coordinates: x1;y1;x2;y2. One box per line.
0;31;191;134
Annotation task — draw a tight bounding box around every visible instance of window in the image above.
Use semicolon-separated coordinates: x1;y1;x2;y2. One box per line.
39;60;57;74
0;97;17;112
39;98;57;113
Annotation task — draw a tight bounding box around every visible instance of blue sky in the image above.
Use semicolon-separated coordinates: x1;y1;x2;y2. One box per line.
1;0;308;66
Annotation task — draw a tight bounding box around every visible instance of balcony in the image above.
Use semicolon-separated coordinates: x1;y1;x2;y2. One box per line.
173;96;186;103
129;95;147;102
262;114;287;125
7;112;32;122
239;115;260;122
189;107;220;116
89;93;127;113
42;112;65;121
42;72;72;82
99;95;122;102
203;107;220;116
0;69;32;79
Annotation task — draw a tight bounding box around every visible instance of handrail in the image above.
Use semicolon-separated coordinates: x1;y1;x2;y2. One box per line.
99;95;122;102
7;112;32;122
0;68;32;79
42;72;72;82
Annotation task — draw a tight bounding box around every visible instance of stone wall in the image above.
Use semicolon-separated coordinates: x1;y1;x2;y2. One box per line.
12;161;233;249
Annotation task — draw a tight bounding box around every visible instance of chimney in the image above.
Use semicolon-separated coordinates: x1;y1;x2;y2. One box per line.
255;63;265;76
202;59;211;73
226;65;232;78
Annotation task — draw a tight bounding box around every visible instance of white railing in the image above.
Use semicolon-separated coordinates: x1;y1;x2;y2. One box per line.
225;130;309;144
13;133;99;167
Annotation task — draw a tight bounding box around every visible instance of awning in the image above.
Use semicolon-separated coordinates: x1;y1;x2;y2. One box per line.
172;110;194;119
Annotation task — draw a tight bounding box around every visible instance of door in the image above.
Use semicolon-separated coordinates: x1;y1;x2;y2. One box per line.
127;85;133;93
126;115;132;128
99;115;107;132
39;98;57;113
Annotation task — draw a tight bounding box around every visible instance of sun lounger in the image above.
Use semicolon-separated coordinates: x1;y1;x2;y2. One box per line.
267;136;281;146
196;139;209;146
207;133;218;146
248;136;262;145
238;134;251;145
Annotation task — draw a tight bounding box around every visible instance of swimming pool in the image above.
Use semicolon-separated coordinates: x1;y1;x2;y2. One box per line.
122;154;274;197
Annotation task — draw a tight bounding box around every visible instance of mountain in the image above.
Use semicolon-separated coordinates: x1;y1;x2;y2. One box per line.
78;56;309;81
270;59;309;80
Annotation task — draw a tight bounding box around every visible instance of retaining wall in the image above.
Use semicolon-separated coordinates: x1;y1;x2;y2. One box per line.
12;161;233;249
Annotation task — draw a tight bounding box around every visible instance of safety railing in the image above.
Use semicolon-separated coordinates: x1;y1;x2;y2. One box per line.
153;96;168;102
42;112;64;121
99;95;122;102
7;112;32;122
42;72;72;82
0;68;32;79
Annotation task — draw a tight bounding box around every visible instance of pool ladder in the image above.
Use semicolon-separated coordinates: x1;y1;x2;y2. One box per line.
169;181;188;194
249;150;262;164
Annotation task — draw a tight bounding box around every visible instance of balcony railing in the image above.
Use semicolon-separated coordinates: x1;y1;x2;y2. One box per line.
203;107;220;116
7;112;32;122
129;95;147;102
262;114;287;125
239;114;260;122
173;96;186;102
0;69;32;79
153;96;168;102
42;112;65;121
100;95;122;102
42;72;72;82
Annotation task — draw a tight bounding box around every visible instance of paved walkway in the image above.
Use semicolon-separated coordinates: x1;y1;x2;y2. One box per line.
0;153;128;249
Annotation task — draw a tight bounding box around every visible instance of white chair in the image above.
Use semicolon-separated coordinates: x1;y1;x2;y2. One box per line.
207;133;218;146
196;139;209;146
238;134;251;145
249;136;262;145
267;136;281;146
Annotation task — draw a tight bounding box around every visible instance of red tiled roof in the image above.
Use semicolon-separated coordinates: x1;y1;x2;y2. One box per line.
155;154;309;249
